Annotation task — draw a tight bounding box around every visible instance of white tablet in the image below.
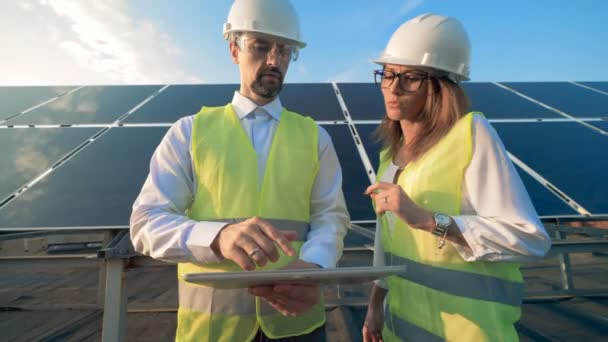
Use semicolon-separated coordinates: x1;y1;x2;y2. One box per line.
182;265;406;289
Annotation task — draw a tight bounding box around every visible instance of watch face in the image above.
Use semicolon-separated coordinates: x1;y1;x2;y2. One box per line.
435;213;451;227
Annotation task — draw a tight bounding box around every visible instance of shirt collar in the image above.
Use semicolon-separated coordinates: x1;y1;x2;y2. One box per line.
231;91;283;121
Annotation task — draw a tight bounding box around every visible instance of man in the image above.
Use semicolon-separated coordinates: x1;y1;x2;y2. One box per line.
129;0;348;341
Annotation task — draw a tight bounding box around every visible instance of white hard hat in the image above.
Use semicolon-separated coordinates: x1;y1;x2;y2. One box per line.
372;13;471;81
223;0;306;49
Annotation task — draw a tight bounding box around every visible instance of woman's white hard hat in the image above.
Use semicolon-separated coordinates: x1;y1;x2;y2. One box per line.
372;13;471;82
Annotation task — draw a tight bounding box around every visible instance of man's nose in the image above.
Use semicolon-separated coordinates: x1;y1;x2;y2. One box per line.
265;46;282;67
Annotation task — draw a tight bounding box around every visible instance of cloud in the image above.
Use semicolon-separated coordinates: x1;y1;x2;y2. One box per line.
326;61;374;83
397;0;423;19
326;0;424;83
0;1;201;85
295;65;308;75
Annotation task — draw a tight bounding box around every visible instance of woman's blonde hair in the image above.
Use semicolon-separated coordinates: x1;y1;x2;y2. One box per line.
374;74;470;162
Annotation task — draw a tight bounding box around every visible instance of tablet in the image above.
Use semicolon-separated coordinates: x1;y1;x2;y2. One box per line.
182;265;406;289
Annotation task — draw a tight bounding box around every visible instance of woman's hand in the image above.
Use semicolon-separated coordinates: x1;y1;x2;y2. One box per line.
365;182;434;231
362;304;384;342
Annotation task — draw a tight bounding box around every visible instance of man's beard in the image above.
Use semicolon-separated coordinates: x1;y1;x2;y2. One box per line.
251;68;283;99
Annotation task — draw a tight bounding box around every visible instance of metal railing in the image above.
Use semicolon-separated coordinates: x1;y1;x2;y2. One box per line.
1;222;607;341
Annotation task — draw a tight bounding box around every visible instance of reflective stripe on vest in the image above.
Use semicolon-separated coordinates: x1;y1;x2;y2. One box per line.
200;218;311;241
377;113;522;341
385;252;523;307
384;304;443;342
176;104;324;342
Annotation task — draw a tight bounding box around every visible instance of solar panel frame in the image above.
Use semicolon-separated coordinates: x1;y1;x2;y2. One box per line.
5;85;162;125
336;83;385;121
501;82;608;118
493;121;608;215
578;81;608;95
123;84;239;123
0;127;169;228
0;86;75;121
322;124;376;221
462;82;561;119
0;127;100;203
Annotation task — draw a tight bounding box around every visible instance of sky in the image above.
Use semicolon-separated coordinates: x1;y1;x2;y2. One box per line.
1;0;607;85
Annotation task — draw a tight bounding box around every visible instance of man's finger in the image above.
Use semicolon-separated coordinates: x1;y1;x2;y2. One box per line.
249;285;274;297
237;236;269;267
263;293;308;315
256;221;296;257
273;284;319;302
258;292;299;316
231;249;256;271
280;230;298;242
251;285;311;316
247;228;280;262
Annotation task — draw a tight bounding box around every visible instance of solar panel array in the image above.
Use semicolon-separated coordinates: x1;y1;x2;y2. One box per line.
1;81;607;229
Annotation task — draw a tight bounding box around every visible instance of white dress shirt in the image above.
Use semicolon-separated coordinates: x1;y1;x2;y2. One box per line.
130;92;349;268
373;115;551;288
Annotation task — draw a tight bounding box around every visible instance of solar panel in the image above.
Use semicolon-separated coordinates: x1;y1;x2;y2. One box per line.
514;165;578;217
279;84;344;121
356;124;381;170
0;128;99;202
493;121;608;214
123;84;238;123
1;82;605;231
579;82;608;94
5;85;161;125
462;83;560;119
501;82;608;118
323;125;375;221
0;86;74;121
337;83;385;121
589;120;608;132
356;123;576;217
337;82;567;121
124;83;343;123
0;127;168;228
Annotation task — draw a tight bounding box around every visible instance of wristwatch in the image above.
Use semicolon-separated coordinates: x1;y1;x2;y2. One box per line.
432;213;452;237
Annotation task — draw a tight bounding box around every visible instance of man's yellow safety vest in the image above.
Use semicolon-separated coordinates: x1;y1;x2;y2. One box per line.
176;104;325;342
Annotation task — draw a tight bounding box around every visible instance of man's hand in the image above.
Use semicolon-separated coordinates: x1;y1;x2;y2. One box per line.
249;260;322;316
210;217;297;271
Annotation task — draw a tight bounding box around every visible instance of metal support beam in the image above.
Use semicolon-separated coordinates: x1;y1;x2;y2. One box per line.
546;240;608;257
0;229;108;242
0;255;98;268
101;258;127;342
98;230;133;342
348;224;375;240
98;230;120;305
554;231;575;291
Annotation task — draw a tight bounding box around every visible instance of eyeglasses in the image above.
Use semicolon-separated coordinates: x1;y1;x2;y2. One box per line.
237;35;299;62
374;70;429;93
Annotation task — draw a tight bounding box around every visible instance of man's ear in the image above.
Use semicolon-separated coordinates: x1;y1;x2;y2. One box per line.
229;41;239;64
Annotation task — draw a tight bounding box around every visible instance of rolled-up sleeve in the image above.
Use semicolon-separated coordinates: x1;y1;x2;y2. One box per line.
452;116;551;262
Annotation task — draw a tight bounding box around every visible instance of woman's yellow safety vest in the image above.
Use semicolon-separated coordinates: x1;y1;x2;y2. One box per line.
378;113;523;341
176;104;325;342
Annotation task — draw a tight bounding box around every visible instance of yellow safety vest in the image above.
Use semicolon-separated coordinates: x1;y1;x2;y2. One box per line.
176;104;325;342
378;113;523;341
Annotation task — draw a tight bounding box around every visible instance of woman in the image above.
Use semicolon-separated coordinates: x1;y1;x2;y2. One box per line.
362;14;551;342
